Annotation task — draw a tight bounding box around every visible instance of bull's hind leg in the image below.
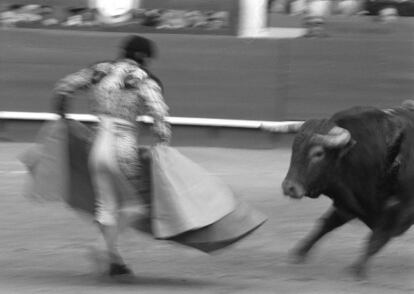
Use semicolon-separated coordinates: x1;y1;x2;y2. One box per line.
291;206;354;263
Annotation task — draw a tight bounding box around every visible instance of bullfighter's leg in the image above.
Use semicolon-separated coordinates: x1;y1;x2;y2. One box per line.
92;168;133;277
291;206;354;263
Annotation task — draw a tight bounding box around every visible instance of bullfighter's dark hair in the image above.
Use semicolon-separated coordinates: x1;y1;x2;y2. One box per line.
121;35;157;66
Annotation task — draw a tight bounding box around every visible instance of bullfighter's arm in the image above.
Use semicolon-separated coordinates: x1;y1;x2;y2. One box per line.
53;67;95;117
52;62;112;116
139;77;171;143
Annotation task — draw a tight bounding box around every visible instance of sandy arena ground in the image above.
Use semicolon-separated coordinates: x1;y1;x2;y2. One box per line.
0;143;412;294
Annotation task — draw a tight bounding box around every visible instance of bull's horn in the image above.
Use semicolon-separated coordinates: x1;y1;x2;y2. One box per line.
260;122;304;133
312;126;351;148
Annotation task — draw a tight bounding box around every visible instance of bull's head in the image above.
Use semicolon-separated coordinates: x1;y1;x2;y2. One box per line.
282;119;355;199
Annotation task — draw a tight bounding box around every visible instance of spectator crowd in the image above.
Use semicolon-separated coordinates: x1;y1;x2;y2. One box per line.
0;3;229;30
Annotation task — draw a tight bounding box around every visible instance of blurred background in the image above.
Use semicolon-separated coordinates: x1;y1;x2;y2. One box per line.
0;0;413;146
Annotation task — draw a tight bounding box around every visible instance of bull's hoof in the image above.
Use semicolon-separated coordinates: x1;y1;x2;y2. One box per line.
347;263;368;280
288;249;309;264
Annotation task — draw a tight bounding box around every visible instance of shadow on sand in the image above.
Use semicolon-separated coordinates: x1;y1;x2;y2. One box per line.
3;268;227;289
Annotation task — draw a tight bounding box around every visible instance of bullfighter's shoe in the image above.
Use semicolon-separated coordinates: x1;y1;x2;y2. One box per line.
109;263;134;281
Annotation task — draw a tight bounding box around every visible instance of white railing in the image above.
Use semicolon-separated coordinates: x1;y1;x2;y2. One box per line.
0;111;303;132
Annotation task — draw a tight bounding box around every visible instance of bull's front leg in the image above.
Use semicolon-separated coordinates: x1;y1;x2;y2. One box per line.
349;201;402;279
290;206;354;263
349;228;392;279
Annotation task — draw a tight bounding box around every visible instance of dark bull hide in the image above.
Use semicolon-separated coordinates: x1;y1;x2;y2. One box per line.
282;106;414;278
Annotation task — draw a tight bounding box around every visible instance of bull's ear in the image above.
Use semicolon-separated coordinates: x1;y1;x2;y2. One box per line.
339;139;356;158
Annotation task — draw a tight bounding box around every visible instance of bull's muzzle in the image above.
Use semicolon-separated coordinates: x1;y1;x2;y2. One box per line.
282;179;306;199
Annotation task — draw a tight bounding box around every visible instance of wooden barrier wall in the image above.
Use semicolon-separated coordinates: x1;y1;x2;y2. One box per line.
1;26;413;121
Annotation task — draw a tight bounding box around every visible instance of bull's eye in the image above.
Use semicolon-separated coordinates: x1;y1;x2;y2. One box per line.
309;146;325;161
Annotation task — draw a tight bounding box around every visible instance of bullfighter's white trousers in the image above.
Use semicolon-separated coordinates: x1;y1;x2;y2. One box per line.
88;116;146;229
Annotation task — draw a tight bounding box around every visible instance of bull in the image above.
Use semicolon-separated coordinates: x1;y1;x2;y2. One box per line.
262;104;414;278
